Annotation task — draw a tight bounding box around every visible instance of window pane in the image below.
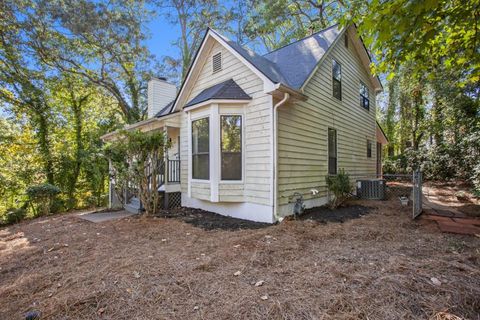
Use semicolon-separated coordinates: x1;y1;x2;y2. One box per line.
328;128;337;175
367;140;372;158
333;80;341;100
221;115;242;180
193;154;209;179
333;60;341;81
192;118;209;179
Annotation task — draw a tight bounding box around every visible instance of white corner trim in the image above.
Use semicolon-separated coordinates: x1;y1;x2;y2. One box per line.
187;111;192;198
210;103;220;202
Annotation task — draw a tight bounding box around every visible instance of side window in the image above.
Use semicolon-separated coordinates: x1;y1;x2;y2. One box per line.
332;60;342;100
367;140;372;158
221;115;242;180
328;128;337;175
360;82;370;110
192;117;210;179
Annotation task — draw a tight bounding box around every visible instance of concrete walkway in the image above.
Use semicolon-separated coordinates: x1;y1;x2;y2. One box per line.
77;210;137;223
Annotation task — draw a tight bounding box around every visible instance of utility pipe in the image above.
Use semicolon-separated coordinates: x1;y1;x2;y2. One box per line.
272;92;290;222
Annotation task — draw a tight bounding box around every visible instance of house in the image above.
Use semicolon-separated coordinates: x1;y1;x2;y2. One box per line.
102;24;388;223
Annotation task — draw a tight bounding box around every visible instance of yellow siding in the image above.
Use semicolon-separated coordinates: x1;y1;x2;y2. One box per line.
180;40;272;206
277;33;377;206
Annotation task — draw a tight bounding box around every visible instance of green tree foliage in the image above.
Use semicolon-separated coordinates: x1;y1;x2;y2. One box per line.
4;0;158;123
155;0;235;82
26;183;61;217
347;0;479;85
245;0;344;50
104;130;170;215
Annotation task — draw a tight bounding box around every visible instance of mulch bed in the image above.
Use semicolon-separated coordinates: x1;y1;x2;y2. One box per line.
155;208;271;231
300;205;372;223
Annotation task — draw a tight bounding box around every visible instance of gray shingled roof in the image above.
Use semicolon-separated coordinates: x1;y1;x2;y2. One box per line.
212;25;342;90
210;29;293;87
158;25;342;118
185;79;251;108
263;25;341;89
155;100;174;117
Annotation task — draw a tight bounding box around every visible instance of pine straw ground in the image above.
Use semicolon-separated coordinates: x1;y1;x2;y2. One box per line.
1;199;479;320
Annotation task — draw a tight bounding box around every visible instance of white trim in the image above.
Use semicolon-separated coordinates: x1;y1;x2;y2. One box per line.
300;26;346;92
190;107;211;120
268;94;274;210
208;31;276;92
173;30;276;113
182;193;275;223
187;111;192;197
219;111;245;184
191;179;210;184
184;99;250;112
210;104;220;202
172;31;211;112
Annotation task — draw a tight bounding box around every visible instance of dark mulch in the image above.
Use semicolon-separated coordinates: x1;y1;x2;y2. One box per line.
155;207;271;231
300;205;372;223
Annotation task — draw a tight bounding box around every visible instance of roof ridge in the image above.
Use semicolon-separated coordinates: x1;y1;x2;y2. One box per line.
263;24;340;57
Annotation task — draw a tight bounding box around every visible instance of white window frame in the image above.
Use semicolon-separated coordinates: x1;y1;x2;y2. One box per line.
190;108;211;184
219;107;245;184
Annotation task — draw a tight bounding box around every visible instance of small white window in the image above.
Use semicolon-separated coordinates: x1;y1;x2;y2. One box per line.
212;52;222;73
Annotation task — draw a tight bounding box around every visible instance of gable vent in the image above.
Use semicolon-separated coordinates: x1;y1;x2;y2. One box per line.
212;52;222;73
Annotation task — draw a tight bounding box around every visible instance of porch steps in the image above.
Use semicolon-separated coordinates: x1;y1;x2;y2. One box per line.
124;197;141;214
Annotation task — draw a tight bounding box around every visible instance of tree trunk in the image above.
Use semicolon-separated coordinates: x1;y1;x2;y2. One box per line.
36;111;55;185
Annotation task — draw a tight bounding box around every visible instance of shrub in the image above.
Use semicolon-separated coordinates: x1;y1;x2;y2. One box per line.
26;183;61;217
325;169;352;208
2;207;27;225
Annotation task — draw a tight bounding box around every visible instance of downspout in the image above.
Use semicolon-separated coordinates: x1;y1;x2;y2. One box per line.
273;92;290;222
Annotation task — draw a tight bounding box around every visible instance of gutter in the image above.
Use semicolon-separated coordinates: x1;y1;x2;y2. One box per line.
272;92;290;222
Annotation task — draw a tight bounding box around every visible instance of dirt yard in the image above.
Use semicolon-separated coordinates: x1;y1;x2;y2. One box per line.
1;197;479;319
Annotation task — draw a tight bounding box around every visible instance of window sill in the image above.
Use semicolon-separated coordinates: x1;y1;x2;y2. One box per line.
191;179;210;184
220;180;244;184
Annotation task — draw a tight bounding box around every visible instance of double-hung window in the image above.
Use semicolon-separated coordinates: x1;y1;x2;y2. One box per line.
192;117;210;180
328;128;337;175
360;82;370;110
367;140;372;158
221;115;242;180
332;59;342;100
